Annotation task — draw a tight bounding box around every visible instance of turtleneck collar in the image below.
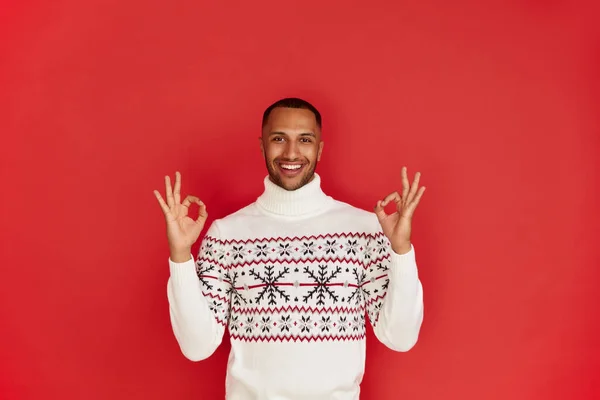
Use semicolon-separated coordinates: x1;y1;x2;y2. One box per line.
256;173;334;217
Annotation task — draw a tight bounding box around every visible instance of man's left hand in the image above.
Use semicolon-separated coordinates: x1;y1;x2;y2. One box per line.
374;166;426;254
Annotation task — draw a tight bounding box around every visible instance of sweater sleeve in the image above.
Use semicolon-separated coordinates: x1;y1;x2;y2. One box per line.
166;221;232;361
364;230;424;352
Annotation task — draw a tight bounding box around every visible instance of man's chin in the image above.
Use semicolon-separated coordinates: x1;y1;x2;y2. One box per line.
278;178;303;191
269;173;312;191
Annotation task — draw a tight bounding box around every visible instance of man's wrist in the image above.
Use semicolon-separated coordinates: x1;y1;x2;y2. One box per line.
391;241;411;255
170;248;192;263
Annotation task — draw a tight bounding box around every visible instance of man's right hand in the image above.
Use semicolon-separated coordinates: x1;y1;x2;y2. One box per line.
153;171;208;263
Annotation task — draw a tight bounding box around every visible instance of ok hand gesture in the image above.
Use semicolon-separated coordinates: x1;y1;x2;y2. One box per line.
153;172;208;262
374;166;426;255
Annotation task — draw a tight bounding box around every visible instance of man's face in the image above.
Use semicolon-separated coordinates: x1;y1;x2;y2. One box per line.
260;107;324;191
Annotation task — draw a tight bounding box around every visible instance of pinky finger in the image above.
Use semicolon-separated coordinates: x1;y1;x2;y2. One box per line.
153;190;171;215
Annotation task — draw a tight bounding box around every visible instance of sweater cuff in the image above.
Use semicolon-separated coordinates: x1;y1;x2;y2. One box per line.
169;255;198;286
389;244;418;279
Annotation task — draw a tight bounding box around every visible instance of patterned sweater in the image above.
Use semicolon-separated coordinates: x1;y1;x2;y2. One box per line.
167;174;424;400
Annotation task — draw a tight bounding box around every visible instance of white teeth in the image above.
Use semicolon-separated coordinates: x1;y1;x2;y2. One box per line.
281;164;302;170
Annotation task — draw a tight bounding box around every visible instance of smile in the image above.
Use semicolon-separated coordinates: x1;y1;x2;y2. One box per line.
281;164;302;170
278;163;305;176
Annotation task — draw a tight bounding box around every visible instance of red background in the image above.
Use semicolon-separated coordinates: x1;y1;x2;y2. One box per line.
1;0;599;399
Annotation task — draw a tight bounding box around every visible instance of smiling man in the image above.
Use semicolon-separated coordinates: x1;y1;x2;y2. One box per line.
154;98;426;400
260;102;324;191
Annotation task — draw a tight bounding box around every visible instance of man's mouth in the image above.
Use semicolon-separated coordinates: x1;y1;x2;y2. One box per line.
278;162;305;177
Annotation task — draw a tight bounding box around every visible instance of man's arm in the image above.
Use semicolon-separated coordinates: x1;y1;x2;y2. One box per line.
370;166;426;351
153;171;230;360
167;221;231;361
364;232;423;352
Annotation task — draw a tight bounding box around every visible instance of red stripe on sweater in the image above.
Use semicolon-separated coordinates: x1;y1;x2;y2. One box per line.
203;231;385;245
231;305;364;315
197;254;391;271
229;333;365;342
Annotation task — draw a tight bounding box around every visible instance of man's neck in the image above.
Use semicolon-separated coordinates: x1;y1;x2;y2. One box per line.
257;173;333;217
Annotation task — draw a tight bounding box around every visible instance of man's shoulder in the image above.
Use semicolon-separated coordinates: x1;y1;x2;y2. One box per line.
202;201;260;239
328;199;381;232
217;202;261;223
331;199;373;216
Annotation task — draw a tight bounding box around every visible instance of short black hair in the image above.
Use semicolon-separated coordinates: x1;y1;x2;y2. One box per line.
262;97;322;128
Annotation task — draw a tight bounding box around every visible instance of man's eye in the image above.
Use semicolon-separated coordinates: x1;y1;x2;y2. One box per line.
300;138;312;143
272;137;284;142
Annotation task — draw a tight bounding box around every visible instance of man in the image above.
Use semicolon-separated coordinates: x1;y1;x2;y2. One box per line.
153;98;426;399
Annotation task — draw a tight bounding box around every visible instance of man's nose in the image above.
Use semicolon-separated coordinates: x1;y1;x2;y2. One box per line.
283;141;300;160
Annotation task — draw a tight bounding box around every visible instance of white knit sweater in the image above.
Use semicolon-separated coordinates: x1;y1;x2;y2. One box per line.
167;174;424;400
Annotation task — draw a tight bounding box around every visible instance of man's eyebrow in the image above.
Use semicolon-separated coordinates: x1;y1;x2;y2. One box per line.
269;131;316;137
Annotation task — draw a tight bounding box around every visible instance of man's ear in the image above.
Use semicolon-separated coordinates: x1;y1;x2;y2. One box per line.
259;137;265;157
317;141;324;162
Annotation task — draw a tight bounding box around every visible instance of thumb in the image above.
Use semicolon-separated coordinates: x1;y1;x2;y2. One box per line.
374;200;387;223
196;201;208;224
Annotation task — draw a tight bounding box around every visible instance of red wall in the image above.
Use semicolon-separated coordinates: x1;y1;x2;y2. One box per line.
1;1;599;399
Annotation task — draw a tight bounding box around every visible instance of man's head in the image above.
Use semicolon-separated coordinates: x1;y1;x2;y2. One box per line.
260;98;324;191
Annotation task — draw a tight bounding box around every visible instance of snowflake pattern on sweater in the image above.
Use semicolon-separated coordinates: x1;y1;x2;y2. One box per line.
195;232;392;342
